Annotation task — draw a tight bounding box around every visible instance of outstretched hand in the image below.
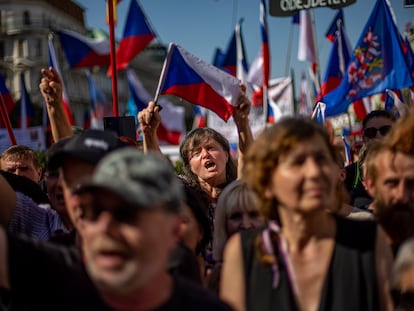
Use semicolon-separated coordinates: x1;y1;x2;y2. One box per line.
39;67;63;108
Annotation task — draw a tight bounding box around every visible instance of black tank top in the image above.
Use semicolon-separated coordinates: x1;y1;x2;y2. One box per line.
241;216;379;311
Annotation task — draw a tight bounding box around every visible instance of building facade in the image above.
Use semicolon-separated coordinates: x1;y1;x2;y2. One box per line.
0;0;166;127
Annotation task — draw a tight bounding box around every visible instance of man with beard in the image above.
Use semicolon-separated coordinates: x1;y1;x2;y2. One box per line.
365;111;414;255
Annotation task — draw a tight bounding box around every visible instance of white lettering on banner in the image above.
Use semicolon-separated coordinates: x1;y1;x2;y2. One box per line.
279;0;349;12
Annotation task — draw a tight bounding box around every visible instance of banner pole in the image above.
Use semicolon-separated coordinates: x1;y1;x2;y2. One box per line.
108;0;119;117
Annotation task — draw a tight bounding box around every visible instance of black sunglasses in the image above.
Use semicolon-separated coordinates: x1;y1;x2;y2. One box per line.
391;289;414;309
363;125;392;139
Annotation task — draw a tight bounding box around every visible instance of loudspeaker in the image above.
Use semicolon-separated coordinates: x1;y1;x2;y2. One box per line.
103;116;136;141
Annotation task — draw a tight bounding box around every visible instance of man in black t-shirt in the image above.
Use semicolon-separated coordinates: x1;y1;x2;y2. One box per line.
0;148;233;310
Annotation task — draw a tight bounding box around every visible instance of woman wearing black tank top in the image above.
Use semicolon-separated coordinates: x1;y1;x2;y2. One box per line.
220;117;393;311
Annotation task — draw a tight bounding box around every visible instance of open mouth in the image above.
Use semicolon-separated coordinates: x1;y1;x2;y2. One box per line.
95;250;128;269
205;160;215;169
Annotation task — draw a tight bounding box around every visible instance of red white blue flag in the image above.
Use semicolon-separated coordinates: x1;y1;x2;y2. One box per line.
156;43;242;122
86;71;112;128
0;73;16;121
325;9;344;42
319;20;352;99
56;29;110;69
127;69;185;145
323;0;414;117
111;0;155;73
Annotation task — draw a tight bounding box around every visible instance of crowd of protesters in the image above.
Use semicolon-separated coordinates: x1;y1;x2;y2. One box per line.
0;66;414;311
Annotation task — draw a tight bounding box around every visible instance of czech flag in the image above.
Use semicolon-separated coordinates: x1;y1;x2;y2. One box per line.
0;72;16;116
111;0;155;73
156;43;242;122
325;9;344;42
56;29;110;69
127;69;185;145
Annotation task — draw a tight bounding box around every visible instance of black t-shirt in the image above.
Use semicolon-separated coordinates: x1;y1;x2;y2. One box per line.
6;234;233;311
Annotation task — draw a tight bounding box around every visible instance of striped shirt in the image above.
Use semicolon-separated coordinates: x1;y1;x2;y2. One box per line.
8;192;68;240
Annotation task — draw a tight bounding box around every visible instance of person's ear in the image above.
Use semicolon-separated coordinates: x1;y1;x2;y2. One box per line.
365;176;376;198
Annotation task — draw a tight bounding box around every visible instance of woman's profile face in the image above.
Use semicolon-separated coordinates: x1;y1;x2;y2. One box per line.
265;134;339;214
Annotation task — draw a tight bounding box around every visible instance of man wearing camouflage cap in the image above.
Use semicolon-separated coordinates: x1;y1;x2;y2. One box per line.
0;148;233;310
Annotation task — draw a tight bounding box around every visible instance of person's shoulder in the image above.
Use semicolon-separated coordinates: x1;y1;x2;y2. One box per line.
336;214;378;250
174;277;234;310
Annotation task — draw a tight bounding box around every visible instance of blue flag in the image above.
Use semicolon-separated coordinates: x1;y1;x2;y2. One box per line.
325;9;344;42
323;0;414;117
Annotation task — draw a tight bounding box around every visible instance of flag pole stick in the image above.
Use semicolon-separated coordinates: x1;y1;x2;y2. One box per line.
0;94;16;145
285;23;294;77
108;0;119;117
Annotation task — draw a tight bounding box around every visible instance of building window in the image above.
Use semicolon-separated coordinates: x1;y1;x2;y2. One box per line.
0;41;4;58
23;11;30;25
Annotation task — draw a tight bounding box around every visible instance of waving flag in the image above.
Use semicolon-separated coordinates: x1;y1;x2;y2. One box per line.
156;43;242;122
85;72;112;128
311;102;326;125
127;69;185;144
319;21;352;98
342;135;352;166
110;0;155;73
56;29;110;69
325;9;344;42
18;73;34;129
260;0;270;89
298;9;319;92
385;88;407;118
323;0;414;117
48;35;74;125
246;0;270;108
0;73;16;119
193;105;207;128
214;19;248;80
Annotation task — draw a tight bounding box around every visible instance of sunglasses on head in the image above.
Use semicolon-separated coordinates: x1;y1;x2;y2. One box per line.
363;125;392;139
391;289;414;310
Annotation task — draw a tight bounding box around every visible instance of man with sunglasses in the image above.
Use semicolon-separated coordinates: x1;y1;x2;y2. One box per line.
344;110;395;209
0;148;233;310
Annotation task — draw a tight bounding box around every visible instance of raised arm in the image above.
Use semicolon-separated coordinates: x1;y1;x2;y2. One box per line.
232;84;253;178
0;174;16;227
39;67;72;141
138;101;162;154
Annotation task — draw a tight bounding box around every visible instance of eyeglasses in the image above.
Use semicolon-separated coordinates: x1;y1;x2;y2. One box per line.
79;203;138;224
391;289;414;310
363;125;392;139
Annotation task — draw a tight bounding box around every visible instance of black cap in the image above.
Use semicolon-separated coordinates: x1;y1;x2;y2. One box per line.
48;129;128;170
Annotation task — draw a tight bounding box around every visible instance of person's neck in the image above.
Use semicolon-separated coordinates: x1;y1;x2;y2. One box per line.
199;178;226;201
100;273;173;311
279;210;336;253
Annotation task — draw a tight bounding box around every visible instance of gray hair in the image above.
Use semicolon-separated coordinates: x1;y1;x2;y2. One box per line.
392;237;414;288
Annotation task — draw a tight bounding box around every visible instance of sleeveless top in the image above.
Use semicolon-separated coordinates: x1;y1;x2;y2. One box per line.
241;216;379;311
